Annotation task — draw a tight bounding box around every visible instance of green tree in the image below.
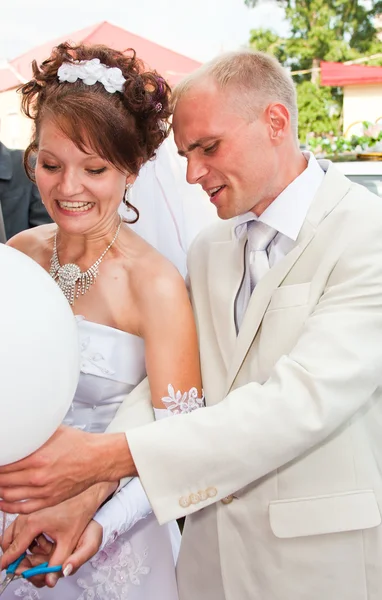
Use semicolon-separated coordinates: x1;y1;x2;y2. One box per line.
297;81;340;141
245;0;382;140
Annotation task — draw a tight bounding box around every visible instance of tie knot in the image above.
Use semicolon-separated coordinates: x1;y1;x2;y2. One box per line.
247;220;277;252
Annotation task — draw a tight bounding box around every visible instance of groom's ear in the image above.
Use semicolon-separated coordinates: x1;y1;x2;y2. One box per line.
266;103;290;144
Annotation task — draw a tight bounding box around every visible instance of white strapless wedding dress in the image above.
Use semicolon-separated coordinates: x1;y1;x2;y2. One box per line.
0;317;179;600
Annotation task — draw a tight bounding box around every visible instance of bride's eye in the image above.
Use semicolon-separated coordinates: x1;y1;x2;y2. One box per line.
87;167;107;175
42;163;59;171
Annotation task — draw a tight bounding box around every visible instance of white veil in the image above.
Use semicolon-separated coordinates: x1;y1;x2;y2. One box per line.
119;134;217;278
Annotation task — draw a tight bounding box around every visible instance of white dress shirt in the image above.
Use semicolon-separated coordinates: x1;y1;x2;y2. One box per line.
234;152;325;330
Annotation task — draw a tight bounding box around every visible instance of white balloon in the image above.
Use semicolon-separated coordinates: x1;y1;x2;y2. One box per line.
0;244;80;466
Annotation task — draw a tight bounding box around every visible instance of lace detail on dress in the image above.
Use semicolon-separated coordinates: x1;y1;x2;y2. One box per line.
80;336;115;376
161;384;205;414
13;581;41;599
75;539;150;599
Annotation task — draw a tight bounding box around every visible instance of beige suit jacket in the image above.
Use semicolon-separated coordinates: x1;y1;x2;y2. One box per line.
118;163;382;600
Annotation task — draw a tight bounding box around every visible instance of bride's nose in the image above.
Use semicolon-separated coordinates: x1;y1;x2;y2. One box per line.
57;168;84;197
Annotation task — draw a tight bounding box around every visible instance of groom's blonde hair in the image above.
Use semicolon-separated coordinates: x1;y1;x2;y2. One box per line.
173;50;298;140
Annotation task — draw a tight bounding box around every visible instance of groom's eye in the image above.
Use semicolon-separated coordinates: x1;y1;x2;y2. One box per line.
204;143;218;155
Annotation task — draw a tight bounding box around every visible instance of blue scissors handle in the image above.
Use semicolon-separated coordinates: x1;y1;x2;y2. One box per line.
6;553;62;579
6;553;27;575
21;563;62;579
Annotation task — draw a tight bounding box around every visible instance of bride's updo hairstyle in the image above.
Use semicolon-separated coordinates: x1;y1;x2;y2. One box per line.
20;42;171;188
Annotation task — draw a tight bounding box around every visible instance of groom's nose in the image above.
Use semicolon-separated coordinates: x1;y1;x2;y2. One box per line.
186;156;209;185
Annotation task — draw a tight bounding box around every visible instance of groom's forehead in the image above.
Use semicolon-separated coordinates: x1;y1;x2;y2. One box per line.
173;79;224;119
173;99;240;152
173;80;242;128
173;90;227;137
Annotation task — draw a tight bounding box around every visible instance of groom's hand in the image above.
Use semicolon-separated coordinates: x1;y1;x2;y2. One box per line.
0;426;136;512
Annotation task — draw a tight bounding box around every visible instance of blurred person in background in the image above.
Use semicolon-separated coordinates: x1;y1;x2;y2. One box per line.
0;140;52;243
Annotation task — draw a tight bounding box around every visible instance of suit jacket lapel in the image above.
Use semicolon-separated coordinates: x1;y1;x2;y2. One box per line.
224;162;352;394
207;232;246;371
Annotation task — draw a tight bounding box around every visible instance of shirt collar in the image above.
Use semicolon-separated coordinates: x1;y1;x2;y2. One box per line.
234;151;325;241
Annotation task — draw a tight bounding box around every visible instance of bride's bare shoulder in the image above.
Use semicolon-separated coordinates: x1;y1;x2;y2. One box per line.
6;223;56;262
124;229;187;302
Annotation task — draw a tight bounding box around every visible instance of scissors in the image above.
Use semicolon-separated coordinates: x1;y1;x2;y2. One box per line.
0;552;62;595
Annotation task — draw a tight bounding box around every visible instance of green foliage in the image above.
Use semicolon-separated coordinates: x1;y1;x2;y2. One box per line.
297;81;340;141
248;29;288;64
306;121;382;156
246;0;382;52
247;0;382;139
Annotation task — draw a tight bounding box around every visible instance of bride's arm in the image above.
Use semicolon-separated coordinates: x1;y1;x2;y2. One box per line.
141;258;203;411
93;259;202;549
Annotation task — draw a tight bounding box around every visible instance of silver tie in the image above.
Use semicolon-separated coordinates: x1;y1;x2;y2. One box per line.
247;221;277;292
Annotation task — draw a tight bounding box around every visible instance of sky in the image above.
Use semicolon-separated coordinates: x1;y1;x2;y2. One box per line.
0;0;288;64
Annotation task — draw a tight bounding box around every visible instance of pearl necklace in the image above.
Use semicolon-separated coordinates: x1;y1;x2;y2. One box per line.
49;218;122;306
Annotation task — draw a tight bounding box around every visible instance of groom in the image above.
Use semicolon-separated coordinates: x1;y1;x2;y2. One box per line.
2;50;382;600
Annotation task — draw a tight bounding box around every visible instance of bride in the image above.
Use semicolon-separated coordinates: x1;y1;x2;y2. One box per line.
0;41;206;599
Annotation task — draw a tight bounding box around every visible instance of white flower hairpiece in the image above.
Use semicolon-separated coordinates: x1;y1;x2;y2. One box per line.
57;58;126;94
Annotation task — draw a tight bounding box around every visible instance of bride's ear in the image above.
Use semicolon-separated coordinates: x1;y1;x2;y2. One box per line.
126;173;137;186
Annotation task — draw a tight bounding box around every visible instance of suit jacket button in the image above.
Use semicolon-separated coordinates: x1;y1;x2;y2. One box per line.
179;496;191;508
190;493;200;504
198;490;208;501
206;487;217;498
221;495;234;505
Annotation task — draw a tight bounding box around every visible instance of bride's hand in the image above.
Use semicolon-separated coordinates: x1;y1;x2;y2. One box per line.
1;518;55;589
0;481;117;588
61;520;103;578
16;534;56;589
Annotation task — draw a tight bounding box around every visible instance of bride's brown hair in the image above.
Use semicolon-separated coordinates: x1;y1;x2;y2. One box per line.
19;42;172;222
